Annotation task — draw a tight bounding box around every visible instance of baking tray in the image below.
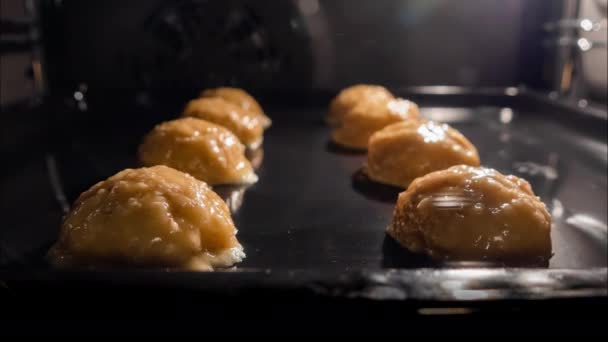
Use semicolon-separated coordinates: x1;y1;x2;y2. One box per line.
1;88;606;304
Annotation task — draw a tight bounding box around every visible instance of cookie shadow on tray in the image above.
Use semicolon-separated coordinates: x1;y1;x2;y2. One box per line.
325;140;366;155
352;168;402;203
381;235;438;268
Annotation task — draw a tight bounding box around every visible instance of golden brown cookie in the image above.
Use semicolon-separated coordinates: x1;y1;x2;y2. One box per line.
388;165;552;264
365;120;479;188
331;97;420;150
182;97;264;149
138;117;257;185
201;87;271;128
49;165;245;270
327;84;394;126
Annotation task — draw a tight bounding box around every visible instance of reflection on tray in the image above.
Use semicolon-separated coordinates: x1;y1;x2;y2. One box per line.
382;235;549;269
213;146;262;213
213;184;250;213
245;147;264;170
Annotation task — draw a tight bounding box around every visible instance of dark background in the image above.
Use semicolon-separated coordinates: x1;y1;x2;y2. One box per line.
38;0;555;92
1;0;589;105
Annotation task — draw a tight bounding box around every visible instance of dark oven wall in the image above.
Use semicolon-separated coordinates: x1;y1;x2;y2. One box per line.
37;0;562;100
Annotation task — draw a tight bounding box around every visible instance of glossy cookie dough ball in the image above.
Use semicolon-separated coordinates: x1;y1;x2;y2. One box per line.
331;97;420;150
182;97;264;149
201;87;272;128
327;84;394;126
49;165;246;270
388;165;552;265
365;120;480;188
138;118;257;186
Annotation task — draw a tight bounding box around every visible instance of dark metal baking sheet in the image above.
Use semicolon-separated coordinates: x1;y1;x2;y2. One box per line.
1;90;606;300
